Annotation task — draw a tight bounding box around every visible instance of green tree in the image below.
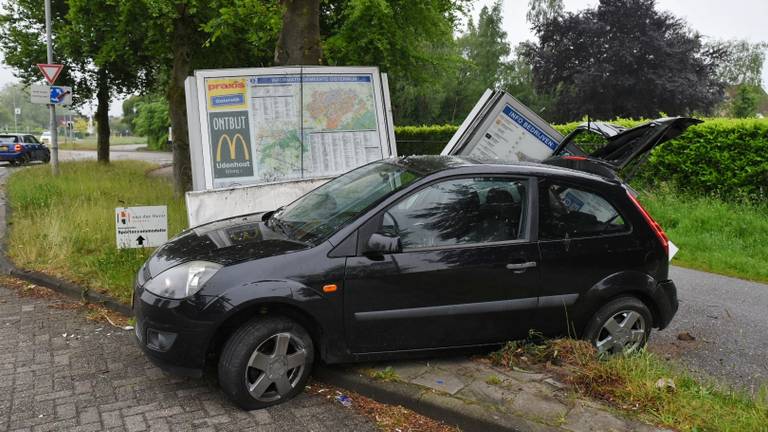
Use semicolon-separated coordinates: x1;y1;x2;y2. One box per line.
527;0;563;27
1;0;156;163
730;84;761;118
143;0;280;194
133;97;171;149
439;1;510;123
61;0;156;163
323;0;468;124
709;40;767;87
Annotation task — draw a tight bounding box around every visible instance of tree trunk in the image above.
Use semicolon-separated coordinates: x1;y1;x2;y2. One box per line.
95;69;110;163
274;0;322;65
168;8;193;195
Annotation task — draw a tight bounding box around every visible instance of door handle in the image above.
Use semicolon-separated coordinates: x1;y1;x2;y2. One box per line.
506;262;537;273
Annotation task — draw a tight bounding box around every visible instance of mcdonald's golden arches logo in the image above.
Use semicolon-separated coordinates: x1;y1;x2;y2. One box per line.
215;133;250;161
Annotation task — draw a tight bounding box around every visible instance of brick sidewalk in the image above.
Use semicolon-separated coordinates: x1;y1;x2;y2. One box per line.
0;284;376;432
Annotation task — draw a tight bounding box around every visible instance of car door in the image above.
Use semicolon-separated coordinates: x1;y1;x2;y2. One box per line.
343;176;541;353
534;178;644;335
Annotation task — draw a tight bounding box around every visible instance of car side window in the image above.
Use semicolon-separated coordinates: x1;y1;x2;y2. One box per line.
381;177;527;250
538;180;628;240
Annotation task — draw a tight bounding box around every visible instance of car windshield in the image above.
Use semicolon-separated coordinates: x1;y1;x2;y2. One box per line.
270;160;422;244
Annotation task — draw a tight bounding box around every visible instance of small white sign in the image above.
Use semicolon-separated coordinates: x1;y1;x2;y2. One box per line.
115;206;168;249
30;85;51;104
14;108;21;115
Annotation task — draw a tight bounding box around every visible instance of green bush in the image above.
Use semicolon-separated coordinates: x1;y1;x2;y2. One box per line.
394;124;459;155
394;118;768;201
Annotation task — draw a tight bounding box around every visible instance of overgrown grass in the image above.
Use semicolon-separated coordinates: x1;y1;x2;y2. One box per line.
491;339;768;431
639;185;768;283
6;161;186;302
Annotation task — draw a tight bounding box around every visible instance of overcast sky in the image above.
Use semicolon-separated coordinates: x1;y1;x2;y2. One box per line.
1;0;766;116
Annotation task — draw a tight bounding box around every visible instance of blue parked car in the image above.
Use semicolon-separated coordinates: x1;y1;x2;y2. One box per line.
0;134;51;166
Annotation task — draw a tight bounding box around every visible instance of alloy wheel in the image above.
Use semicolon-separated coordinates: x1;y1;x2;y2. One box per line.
595;310;646;356
244;332;308;402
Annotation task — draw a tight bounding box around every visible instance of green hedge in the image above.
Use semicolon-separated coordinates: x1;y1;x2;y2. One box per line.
395;118;768;200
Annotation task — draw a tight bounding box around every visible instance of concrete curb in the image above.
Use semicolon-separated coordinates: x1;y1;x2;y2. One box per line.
315;366;533;432
0;171;132;317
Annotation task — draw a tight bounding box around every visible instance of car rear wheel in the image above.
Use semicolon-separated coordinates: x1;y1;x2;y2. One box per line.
218;316;314;410
583;296;651;357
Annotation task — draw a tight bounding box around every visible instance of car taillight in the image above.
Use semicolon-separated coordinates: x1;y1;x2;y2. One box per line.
563;155;587;161
14;144;22;152
627;191;669;256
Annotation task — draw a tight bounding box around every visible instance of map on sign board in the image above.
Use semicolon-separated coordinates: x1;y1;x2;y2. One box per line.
187;67;395;191
115;206;168;249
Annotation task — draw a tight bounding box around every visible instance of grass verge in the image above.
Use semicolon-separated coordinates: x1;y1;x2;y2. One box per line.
491;338;768;432
6;160;186;302
58;135;147;150
639;186;768;283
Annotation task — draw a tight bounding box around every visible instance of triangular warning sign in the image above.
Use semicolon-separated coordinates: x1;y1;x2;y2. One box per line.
37;64;63;85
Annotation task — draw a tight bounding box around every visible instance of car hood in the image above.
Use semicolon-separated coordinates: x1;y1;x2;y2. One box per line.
142;212;311;280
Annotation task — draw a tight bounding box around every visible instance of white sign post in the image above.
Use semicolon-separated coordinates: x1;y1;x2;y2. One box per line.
115;206;168;249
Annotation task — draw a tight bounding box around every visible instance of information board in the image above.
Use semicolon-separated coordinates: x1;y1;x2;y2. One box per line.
186;66;397;191
442;90;563;163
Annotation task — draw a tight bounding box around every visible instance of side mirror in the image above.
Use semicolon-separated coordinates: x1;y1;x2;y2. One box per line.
365;233;402;256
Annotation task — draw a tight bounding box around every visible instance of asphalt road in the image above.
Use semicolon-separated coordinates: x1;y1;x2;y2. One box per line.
59;145;173;165
649;266;768;393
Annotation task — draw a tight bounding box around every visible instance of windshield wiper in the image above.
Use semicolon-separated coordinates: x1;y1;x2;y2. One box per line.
269;216;293;238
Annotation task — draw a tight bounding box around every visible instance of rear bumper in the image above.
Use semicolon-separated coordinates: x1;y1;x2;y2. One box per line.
0;153;25;161
653;280;679;329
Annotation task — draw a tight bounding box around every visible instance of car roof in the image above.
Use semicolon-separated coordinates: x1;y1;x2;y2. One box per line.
386;155;619;186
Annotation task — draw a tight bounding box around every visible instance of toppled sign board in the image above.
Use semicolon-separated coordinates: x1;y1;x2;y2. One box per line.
185;66;397;226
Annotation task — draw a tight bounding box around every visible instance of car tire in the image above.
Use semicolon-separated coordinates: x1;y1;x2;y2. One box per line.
218;316;314;410
42;152;51;163
583;296;652;357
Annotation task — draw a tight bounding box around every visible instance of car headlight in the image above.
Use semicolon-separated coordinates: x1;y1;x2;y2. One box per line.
143;261;222;299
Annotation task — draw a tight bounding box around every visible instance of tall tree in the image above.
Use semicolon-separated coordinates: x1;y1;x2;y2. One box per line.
441;1;510;123
522;0;727;122
143;0;280;194
61;0;156;163
1;0;155;163
274;0;322;65
323;0;468;124
526;0;563;27
708;40;767;87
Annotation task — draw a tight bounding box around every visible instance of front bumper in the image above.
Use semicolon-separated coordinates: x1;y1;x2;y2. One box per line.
132;285;215;377
653;279;679;329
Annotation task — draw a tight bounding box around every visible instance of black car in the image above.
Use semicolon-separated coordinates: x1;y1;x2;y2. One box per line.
134;148;681;409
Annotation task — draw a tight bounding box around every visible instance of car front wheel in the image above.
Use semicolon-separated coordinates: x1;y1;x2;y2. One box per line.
583;296;652;357
218;316;314;410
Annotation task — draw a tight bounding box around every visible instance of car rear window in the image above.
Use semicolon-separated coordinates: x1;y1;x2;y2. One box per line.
0;136;19;144
539;180;628;240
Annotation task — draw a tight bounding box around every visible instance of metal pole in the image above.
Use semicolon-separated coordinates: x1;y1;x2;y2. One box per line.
44;0;59;175
12;91;17;131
